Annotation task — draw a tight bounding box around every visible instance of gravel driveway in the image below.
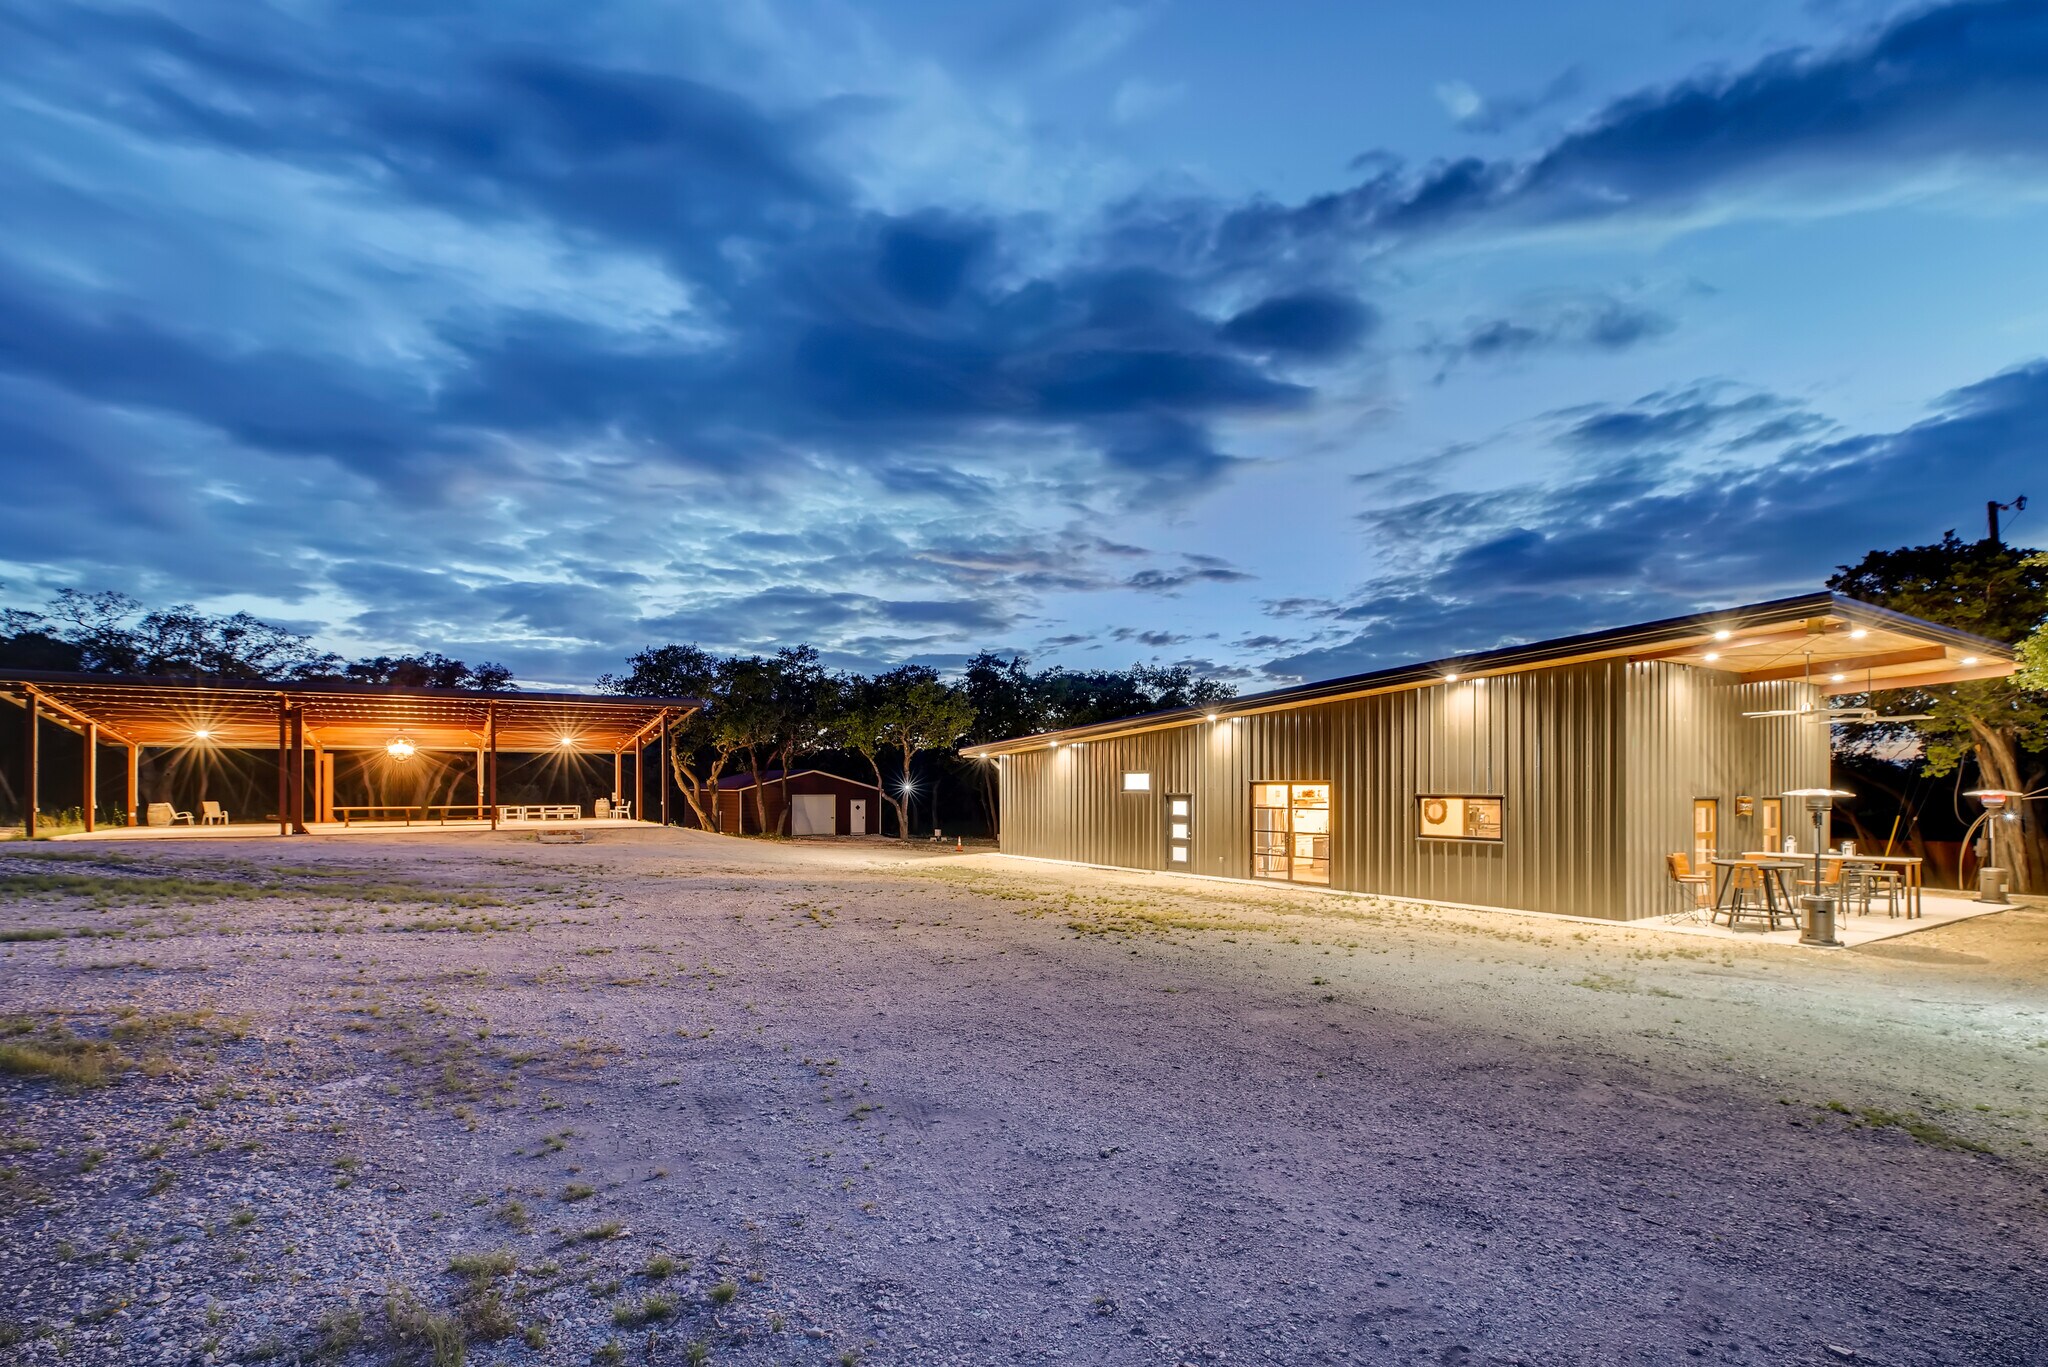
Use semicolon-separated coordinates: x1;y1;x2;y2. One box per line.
2;828;2043;1366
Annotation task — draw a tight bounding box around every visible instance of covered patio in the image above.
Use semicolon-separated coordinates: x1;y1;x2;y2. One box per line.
1;672;700;838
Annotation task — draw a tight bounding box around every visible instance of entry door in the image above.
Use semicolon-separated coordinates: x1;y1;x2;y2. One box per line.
1252;783;1332;885
1165;794;1191;867
849;799;867;835
1760;798;1783;854
1693;799;1719;866
791;794;835;836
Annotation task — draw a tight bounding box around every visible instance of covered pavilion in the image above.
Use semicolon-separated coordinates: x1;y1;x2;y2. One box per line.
1;671;700;837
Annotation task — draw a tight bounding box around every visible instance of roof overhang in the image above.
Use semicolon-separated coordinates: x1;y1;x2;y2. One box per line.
962;592;2018;758
0;671;701;754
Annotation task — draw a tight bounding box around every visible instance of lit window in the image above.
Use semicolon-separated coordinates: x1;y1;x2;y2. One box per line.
1418;795;1504;842
1171;822;1188;840
1170;798;1189;817
1169;846;1188;862
1122;772;1151;792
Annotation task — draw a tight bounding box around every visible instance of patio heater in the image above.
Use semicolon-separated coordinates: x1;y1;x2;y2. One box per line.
1964;789;2021;904
1784;788;1853;947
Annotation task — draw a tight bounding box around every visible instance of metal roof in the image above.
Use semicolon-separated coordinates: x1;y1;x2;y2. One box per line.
0;670;701;753
961;591;2018;757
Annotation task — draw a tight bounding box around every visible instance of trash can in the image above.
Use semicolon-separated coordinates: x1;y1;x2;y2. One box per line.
1977;867;2011;905
1799;893;1841;947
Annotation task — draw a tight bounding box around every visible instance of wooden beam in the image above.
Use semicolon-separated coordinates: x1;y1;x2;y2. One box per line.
22;692;38;839
82;722;97;833
612;750;622;804
1822;661;2017;695
16;684;140;749
126;743;139;827
277;699;290;837
289;706;308;834
486;701;499;831
658;709;670;826
1740;645;1946;685
634;733;645;823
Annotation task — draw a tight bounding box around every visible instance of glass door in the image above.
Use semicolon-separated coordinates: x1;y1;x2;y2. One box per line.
1252;783;1331;884
1693;799;1718;867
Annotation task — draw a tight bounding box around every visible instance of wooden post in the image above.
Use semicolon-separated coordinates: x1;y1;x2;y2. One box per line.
475;748;485;821
289;708;308;834
126;744;139;827
277;700;290;836
82;723;97;833
612;750;622;805
22;692;38;839
659;711;670;826
487;702;499;830
634;736;645;823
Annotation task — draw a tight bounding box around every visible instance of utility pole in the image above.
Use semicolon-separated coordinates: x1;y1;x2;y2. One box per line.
1987;494;2026;543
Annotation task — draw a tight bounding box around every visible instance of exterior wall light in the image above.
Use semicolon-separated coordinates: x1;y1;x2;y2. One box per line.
192;729;213;740
1830;673;1846;683
1443;673;1459;683
558;736;576;747
1961;656;1979;666
1849;628;1869;639
1713;629;1732;641
1206;713;1218;722
1703;652;1719;662
386;737;416;759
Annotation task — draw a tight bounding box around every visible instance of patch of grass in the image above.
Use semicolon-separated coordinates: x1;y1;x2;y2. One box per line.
494;1199;531;1231
687;1343;711;1366
446;1248;515;1293
314;1304;364;1357
642;1252;683;1279
1855;1106;1993;1154
0;1035;126;1088
522;1323;547;1350
610;1292;676;1328
708;1279;737;1306
573;1221;623;1244
594;1341;626;1365
0;928;66;941
383;1287;466;1367
461;1292;516;1342
559;1181;595;1203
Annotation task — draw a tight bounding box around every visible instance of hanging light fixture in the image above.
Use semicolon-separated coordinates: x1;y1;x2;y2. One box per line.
386;736;417;760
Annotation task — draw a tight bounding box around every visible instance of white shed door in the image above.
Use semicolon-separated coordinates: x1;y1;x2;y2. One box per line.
791;793;836;836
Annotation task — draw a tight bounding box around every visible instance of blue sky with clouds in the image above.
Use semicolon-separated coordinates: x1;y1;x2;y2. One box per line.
2;0;2046;687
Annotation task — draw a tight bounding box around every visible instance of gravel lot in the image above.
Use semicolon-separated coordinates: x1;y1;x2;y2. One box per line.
2;827;2044;1367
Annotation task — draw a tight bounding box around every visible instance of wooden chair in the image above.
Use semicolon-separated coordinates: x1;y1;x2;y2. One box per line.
1666;853;1711;916
200;800;230;826
147;801;194;826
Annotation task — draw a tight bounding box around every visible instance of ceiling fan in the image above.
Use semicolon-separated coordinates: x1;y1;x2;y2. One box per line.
1740;656;1931;723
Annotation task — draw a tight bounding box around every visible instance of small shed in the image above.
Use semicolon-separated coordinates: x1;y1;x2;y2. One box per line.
713;770;881;836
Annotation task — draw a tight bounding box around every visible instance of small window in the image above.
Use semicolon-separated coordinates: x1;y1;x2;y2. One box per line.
1169;846;1188;862
1122;772;1151;792
1418;795;1503;842
1170;822;1189;840
1170;797;1189;817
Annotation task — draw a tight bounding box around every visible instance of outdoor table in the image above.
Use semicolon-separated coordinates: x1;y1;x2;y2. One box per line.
1711;857;1802;930
1744;852;1923;918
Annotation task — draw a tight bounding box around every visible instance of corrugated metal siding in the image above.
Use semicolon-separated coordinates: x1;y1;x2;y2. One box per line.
998;660;1630;918
1619;664;1828;919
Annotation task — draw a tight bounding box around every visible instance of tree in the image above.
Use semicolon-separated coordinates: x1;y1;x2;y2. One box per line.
760;646;834;834
1829;533;2048;891
961;652;1042;835
853;665;975;839
2;589;345;680
342;653;514;691
599;644;726;830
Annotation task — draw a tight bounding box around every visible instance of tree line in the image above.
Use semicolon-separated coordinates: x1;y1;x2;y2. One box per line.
598;646;1235;837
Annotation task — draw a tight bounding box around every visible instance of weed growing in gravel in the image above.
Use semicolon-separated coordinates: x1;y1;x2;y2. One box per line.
495;1199;531;1230
642;1253;684;1279
560;1181;595;1202
708;1279;738;1305
610;1293;676;1327
446;1248;516;1293
595;1341;626;1365
382;1287;465;1367
574;1221;623;1243
314;1303;364;1356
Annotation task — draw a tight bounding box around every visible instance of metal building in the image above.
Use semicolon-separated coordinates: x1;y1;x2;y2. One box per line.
962;593;2016;921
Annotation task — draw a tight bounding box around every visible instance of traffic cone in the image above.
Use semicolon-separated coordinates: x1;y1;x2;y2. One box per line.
954;836;963;852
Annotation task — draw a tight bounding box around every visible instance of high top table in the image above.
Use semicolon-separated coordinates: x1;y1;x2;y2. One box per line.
1744;852;1923;919
1709;857;1803;930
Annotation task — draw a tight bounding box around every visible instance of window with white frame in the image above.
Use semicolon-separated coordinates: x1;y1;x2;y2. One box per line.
1122;771;1152;792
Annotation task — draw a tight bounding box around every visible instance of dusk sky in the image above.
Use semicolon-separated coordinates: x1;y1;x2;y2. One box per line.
2;0;2045;689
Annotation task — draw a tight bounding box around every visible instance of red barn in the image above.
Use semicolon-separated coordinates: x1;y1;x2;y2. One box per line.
712;770;881;836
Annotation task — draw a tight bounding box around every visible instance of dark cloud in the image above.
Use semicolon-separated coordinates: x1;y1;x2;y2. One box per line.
1427;293;1674;374
1125;556;1256;593
1277;358;2048;678
1211;0;2048;256
1220;291;1378;359
1110;627;1192;647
